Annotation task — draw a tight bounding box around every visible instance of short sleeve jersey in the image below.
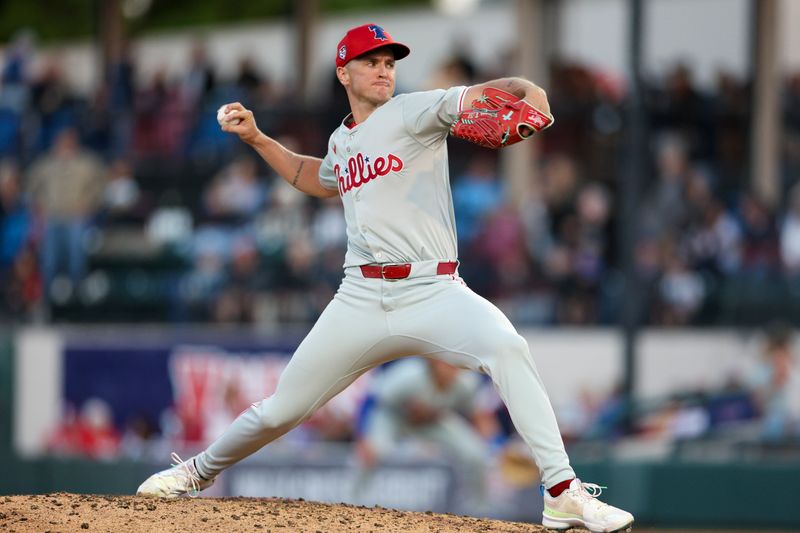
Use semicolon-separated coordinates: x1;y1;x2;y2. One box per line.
319;86;468;267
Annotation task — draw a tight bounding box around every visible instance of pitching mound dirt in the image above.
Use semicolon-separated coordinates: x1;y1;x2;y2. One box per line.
0;493;572;532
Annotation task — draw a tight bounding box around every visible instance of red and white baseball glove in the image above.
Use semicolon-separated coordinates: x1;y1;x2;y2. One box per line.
450;87;554;149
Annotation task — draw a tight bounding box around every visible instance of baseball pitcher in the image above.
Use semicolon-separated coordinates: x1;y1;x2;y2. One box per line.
137;23;634;533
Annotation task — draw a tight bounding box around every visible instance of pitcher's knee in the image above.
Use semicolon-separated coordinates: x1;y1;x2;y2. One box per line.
497;332;531;361
255;397;307;431
478;332;531;372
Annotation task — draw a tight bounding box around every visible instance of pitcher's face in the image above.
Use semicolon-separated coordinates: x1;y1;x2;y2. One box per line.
338;49;396;106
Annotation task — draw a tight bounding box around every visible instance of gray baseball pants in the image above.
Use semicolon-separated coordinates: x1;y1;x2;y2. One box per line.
194;266;575;488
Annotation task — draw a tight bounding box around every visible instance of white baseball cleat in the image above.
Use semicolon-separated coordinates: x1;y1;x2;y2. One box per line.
542;478;634;532
136;453;215;498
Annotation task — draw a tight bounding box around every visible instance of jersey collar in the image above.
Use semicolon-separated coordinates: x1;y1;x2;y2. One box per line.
343;113;358;129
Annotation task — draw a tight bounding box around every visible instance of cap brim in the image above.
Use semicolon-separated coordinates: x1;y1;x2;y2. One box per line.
389;43;410;60
353;42;410;62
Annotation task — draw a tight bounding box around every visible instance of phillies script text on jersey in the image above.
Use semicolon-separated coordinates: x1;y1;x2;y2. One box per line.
335;152;404;196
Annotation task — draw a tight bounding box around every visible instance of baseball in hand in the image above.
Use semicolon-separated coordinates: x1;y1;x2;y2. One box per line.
216;105;242;126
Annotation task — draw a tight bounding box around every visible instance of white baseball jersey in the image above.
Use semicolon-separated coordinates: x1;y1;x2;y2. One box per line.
319;86;468;267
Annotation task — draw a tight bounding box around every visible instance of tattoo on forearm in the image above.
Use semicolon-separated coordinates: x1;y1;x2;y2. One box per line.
292;161;304;187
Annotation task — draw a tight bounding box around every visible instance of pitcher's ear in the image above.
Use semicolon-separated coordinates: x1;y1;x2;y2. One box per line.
336;66;350;86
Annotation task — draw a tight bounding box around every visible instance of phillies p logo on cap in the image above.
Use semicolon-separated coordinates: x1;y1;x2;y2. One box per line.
335;23;411;67
368;25;388;41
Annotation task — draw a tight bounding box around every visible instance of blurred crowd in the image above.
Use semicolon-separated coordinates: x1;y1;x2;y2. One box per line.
2;30;800;327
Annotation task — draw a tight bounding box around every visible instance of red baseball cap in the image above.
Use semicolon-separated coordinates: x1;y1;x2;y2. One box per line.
335;23;410;68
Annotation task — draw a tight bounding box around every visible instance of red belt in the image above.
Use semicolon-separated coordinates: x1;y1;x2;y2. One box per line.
359;261;457;280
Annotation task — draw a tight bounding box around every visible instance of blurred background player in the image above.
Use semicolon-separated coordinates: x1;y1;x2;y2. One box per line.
354;358;497;514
